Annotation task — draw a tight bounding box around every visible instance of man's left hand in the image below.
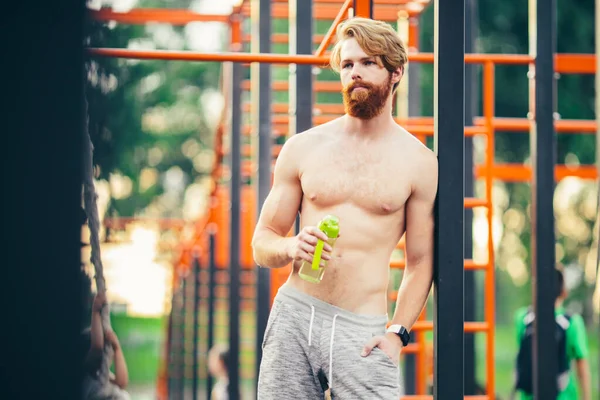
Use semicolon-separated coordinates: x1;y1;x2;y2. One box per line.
360;332;403;366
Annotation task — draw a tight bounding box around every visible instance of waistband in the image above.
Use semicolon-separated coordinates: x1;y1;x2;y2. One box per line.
275;284;388;330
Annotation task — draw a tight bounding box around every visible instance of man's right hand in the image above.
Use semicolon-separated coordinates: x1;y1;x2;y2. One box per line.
286;226;333;266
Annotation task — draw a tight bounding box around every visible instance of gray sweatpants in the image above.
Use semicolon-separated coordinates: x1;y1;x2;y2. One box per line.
257;284;403;399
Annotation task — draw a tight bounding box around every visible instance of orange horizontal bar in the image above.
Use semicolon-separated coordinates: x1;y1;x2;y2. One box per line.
241;123;486;137
243;33;326;44
271;0;419;4
244;103;597;134
88;47;596;74
473;116;597;133
242;2;403;21
88;48;330;65
464;198;489;208
228;161;599;183
401;396;489;400
475;163;598;182
410;321;489;333
390;259;487;270
103;217;186;229
89;8;230;24
555;54;596;74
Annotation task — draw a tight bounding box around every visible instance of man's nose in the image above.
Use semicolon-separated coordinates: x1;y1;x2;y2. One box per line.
351;65;362;80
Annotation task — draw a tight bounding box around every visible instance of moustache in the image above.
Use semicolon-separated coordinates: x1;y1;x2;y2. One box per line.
345;81;375;93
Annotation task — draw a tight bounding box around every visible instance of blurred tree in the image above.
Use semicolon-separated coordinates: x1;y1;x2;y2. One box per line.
85;0;222;219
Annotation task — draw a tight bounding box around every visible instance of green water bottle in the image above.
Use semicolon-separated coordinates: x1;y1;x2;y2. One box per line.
298;215;340;284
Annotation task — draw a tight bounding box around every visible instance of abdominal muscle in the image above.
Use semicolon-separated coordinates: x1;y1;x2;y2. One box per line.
286;202;405;316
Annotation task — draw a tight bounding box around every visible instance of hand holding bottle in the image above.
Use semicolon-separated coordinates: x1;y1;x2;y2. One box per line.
287;225;333;267
298;215;340;284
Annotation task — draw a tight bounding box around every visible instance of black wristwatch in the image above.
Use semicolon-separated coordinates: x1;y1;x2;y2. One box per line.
386;324;410;347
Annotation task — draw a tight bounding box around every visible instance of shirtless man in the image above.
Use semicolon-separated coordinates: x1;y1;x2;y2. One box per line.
252;17;438;399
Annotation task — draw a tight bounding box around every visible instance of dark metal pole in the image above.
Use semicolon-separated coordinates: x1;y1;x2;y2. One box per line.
464;0;479;394
179;278;188;400
228;57;243;400
167;303;176;399
289;0;313;136
530;0;557;398
207;233;217;399
433;0;465;399
290;0;313;235
255;0;272;385
192;255;201;400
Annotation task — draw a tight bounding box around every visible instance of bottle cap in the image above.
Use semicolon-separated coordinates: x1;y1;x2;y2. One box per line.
318;215;340;238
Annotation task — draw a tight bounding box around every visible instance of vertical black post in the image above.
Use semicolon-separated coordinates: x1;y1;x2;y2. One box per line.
433;0;465;399
255;0;272;384
464;0;478;394
530;0;557;398
4;2;83;399
289;0;313;235
179;277;188;399
167;306;176;399
228;58;243;400
290;0;313;136
192;255;201;400
207;233;217;399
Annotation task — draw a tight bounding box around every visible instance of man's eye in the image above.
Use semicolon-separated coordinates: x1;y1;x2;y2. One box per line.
343;63;352;69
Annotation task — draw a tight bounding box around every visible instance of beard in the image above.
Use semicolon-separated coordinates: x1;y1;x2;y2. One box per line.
342;75;393;120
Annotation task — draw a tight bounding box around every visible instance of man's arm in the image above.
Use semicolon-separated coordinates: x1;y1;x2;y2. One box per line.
84;292;106;371
389;152;438;335
105;329;129;389
575;358;591;400
251;135;304;268
570;314;591;400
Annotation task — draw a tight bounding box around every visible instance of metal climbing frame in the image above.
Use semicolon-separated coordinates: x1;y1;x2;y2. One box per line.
87;0;598;399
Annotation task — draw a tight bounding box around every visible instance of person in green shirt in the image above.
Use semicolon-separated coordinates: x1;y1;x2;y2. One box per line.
512;268;592;400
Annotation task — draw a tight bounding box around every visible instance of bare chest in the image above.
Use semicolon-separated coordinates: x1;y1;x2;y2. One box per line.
300;150;412;214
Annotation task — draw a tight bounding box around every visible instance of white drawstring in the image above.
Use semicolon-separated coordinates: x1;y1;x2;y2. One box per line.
328;314;339;391
308;305;316;346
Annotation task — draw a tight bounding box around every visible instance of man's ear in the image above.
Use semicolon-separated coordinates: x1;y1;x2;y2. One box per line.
391;66;403;84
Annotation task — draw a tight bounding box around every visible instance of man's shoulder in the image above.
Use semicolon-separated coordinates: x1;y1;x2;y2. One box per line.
393;126;438;167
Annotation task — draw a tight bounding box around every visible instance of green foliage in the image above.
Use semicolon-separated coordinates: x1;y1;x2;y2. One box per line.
85;0;222;218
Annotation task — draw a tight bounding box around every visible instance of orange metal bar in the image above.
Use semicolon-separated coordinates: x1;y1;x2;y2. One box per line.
229;160;599;183
244;102;597;134
475;163;598;181
241;2;401;21
483;61;496;398
409;321;489;333
89;7;231;24
390;259;487;270
555;54;596;74
473;117;597;133
353;0;373;18
87;47;597;76
241;122;487;137
315;0;352;56
103;217;186;230
271;0;422;4
244;33;326;44
401;396;489;400
88;47;331;65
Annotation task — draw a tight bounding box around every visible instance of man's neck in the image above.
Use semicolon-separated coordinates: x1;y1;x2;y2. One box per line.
343;101;396;138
